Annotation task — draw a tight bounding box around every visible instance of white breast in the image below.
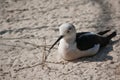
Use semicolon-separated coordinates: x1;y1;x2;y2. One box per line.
58;39;100;60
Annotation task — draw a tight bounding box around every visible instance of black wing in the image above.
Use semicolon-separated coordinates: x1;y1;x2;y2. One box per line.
76;32;105;50
76;32;90;38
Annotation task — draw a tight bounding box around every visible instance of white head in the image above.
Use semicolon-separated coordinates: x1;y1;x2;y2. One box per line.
49;23;76;51
59;23;76;40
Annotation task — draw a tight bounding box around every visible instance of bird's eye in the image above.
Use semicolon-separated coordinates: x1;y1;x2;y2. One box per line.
69;27;72;30
67;27;72;33
67;30;70;33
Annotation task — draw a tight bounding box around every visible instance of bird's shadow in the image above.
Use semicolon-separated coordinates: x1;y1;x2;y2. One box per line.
71;38;120;63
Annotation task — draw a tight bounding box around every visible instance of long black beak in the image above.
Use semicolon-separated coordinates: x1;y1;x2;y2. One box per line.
49;35;64;52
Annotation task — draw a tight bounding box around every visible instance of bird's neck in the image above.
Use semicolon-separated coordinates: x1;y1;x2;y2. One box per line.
64;35;76;44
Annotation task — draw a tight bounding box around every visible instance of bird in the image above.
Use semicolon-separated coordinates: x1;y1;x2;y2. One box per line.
49;23;116;60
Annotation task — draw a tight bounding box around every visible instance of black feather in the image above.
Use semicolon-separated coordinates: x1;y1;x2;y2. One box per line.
76;30;117;51
76;33;102;50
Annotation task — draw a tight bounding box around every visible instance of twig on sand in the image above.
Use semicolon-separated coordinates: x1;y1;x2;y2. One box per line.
41;36;58;68
41;37;48;68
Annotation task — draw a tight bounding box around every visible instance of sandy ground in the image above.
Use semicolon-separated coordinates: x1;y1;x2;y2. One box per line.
0;0;120;80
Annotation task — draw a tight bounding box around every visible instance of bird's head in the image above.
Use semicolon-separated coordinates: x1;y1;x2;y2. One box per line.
59;23;76;40
49;23;76;51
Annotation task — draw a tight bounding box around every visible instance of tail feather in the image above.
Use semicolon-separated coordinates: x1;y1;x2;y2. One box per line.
100;31;116;48
98;30;110;35
107;31;116;40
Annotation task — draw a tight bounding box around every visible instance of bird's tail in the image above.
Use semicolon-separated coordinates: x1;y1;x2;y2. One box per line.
106;31;117;40
99;30;116;48
98;30;110;35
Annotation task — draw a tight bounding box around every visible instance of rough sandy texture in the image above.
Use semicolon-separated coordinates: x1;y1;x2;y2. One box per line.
0;0;120;80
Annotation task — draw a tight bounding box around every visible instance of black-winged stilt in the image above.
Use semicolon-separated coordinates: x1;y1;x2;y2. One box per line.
49;23;116;60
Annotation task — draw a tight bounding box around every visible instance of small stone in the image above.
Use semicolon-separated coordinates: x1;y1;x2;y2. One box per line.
6;18;11;23
110;61;115;64
0;68;3;71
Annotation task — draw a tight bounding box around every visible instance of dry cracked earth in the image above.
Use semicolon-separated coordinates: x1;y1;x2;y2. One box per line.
0;0;120;80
